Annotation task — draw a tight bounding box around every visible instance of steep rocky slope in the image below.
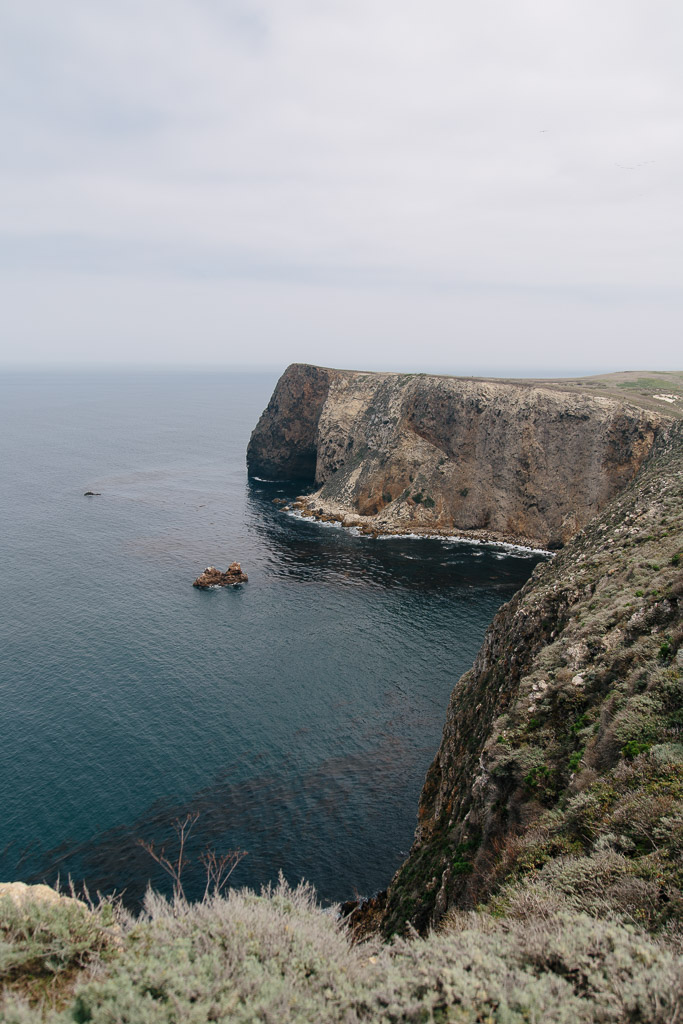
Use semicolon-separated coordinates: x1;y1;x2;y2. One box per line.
373;418;683;936
248;364;671;548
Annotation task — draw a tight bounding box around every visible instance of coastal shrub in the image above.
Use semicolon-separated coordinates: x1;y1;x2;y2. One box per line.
493;842;683;933
70;882;374;1024
651;742;683;765
570;712;590;736
489;741;545;782
0;891;116;1009
379;912;682;1024
451;860;473;876
568;749;584;772
4;880;683;1023
607;694;664;751
659;637;673;661
622;740;651;759
496;821;583;880
523;763;561;802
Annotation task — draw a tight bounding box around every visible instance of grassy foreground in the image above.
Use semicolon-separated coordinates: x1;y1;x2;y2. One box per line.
1;876;681;1023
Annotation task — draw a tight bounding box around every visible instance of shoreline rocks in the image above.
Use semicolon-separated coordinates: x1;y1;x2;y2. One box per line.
283;496;552;549
193;563;248;588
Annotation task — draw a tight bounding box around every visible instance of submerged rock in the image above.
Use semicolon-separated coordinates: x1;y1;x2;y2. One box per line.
193;563;248;588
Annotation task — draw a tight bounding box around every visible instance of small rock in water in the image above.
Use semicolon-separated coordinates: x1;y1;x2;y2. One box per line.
84;490;101;496
193;562;248;588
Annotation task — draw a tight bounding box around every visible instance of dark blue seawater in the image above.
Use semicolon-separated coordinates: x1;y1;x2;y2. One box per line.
0;371;546;906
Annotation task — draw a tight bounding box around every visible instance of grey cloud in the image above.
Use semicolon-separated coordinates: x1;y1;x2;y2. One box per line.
0;0;681;371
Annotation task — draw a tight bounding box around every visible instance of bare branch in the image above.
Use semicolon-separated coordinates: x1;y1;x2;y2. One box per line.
137;813;246;903
137;813;199;901
200;847;248;900
175;812;200;896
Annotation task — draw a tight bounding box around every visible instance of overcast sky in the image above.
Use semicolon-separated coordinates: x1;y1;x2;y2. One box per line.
1;0;681;375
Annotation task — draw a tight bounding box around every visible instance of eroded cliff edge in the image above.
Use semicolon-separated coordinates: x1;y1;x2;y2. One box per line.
247;363;669;548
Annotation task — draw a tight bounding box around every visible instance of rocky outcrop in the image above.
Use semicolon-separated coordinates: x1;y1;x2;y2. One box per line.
247;364;665;548
193;563;248;588
246;364;335;480
0;881;87;912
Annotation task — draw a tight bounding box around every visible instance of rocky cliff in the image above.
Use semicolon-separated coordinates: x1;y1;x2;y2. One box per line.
247;364;670;548
247;363;336;480
249;364;682;942
372;417;683;936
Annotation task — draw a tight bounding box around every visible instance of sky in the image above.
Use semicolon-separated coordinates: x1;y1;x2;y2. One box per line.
0;0;681;376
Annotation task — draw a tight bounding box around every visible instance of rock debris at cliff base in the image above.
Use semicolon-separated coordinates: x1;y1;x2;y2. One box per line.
283;496;555;550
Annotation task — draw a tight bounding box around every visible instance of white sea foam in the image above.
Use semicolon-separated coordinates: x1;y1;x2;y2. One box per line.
285;510;350;532
282;507;553;556
375;531;552;556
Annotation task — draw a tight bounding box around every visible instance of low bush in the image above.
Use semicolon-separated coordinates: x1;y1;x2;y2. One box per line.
2;880;681;1023
0;890;116;1012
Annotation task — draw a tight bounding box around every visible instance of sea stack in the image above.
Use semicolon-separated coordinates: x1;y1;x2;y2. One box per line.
193;563;248;588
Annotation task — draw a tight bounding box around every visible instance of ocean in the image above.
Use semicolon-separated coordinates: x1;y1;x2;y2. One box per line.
0;370;546;905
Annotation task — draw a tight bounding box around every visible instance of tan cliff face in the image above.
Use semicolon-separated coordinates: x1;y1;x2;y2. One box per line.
247;363;666;548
